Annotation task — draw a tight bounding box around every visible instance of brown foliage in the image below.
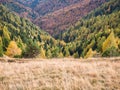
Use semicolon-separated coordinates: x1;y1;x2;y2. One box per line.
5;0;108;36
34;0;108;36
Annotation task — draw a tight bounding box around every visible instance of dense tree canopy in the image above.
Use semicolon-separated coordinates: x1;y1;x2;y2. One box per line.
59;0;120;58
0;0;120;58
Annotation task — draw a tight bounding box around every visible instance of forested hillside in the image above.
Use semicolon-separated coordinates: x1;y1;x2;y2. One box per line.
0;0;120;59
0;4;66;58
2;0;109;36
2;1;39;20
34;0;109;36
59;0;120;58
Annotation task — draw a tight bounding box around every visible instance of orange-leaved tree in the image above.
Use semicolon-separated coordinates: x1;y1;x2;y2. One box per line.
5;41;22;57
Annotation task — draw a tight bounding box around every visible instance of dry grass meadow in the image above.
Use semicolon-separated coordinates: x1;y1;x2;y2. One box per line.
0;57;120;90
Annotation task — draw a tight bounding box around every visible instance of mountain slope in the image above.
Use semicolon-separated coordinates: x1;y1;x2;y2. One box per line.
0;4;50;43
0;0;119;58
15;0;84;15
0;4;63;58
59;0;120;57
34;0;109;36
2;0;109;36
2;1;39;21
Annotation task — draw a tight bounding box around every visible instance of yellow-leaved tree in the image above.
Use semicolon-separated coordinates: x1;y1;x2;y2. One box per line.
0;36;3;56
102;31;118;52
85;48;96;58
5;41;22;57
38;47;46;58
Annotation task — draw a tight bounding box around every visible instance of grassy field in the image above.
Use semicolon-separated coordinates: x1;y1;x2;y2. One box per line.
0;58;120;90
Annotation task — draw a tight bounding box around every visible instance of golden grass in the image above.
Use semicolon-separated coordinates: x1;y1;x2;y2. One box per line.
0;58;120;90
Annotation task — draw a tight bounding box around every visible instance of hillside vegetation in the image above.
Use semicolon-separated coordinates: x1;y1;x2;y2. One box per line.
2;0;109;36
59;0;120;58
34;0;108;36
0;0;120;58
0;4;66;58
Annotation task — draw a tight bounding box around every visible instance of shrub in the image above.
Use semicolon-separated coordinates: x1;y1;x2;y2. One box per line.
73;52;79;58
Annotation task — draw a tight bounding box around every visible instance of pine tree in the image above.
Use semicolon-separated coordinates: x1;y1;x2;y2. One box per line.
63;47;70;57
58;52;64;58
2;26;10;50
23;40;40;58
102;46;120;57
52;47;60;57
46;50;52;58
3;26;10;40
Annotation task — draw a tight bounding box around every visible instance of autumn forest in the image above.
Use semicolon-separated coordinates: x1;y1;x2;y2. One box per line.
0;0;120;58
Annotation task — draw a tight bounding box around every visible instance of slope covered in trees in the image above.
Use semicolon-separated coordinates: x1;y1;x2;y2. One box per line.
0;0;120;58
2;1;39;20
0;4;66;58
34;0;109;36
59;0;120;58
2;0;109;36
